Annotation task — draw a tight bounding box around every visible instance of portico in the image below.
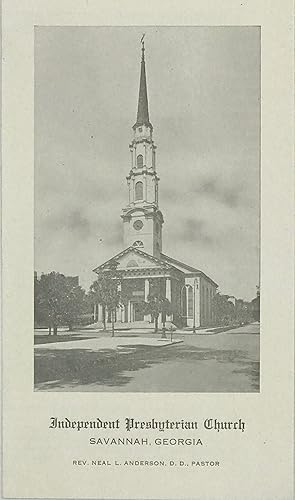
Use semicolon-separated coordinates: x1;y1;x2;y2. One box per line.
93;247;184;327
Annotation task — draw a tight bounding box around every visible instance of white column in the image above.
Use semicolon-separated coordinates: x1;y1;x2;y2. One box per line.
144;279;150;300
144;279;150;322
197;282;201;327
144;173;147;201
166;278;172;322
131;302;134;322
116;306;120;323
93;304;97;322
98;304;103;321
166;278;172;301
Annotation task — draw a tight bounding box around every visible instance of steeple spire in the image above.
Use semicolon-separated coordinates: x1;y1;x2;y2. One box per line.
134;35;152;129
122;36;163;258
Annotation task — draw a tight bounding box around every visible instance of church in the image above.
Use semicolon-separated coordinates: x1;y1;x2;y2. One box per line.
93;40;218;329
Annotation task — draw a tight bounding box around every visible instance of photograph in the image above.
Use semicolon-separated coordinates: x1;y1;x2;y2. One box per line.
34;26;260;392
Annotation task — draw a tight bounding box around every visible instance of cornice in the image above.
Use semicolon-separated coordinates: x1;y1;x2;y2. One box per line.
121;203;159;219
126;168;158;180
129;138;153;147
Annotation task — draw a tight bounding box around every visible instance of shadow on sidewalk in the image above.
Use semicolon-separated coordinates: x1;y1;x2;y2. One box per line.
34;342;259;392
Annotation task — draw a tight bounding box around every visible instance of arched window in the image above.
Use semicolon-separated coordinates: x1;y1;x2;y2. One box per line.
187;286;193;318
133;240;144;248
181;287;187;317
137;154;143;168
135;181;143;200
126;260;139;268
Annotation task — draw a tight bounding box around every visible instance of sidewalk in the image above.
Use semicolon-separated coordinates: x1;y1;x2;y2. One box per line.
74;325;233;336
34;335;183;352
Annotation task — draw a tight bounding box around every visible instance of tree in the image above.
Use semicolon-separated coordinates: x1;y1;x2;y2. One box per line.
144;279;172;334
251;286;260;322
62;285;86;331
144;294;162;333
212;293;234;326
212;293;253;327
34;272;86;334
89;267;121;337
35;272;64;334
89;275;108;330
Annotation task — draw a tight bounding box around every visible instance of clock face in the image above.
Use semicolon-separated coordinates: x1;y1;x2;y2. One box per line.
133;220;143;231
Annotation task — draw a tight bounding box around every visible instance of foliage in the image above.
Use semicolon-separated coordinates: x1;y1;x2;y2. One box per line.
251;287;260;322
144;278;172;333
34;272;86;334
212;292;253;326
89;268;121;336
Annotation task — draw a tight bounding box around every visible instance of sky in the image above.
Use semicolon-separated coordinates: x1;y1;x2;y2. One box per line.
35;26;260;301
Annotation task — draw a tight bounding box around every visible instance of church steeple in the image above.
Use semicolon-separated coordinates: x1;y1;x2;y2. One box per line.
121;37;164;259
134;37;152;129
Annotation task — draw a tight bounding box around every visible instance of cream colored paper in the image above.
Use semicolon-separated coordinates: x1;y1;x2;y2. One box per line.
2;1;294;499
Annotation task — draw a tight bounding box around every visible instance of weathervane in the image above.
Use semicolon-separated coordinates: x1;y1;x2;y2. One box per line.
140;33;145;59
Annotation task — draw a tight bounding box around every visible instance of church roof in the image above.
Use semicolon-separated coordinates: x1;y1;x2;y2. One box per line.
93;246;173;274
160;253;219;287
133;41;152;129
93;247;218;287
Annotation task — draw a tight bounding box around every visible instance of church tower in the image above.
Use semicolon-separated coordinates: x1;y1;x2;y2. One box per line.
121;38;164;259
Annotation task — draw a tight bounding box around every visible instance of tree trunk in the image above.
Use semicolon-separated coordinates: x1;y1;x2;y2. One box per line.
68;324;73;332
111;310;115;338
102;305;106;331
161;329;167;339
111;311;115;337
154;315;158;333
53;325;58;335
48;325;52;335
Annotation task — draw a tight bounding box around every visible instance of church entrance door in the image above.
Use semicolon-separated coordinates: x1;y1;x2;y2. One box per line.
133;302;144;322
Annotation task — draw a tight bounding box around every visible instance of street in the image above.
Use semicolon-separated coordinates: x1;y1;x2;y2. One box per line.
34;323;259;392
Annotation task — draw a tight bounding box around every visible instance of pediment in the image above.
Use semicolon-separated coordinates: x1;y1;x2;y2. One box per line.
117;251;159;270
93;246;171;274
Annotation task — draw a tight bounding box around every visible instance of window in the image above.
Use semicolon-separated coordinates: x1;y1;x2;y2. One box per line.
135;181;143;200
133;240;144;248
126;260;139;268
137;154;143;168
182;285;193;318
181;287;187;317
187;286;193;318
